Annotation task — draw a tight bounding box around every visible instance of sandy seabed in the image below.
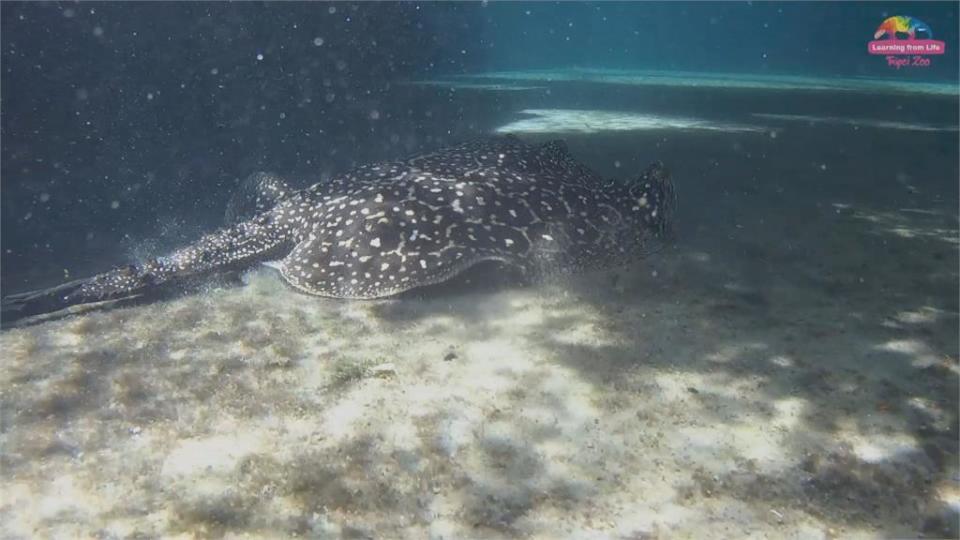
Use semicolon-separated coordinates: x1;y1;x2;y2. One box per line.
1;127;958;539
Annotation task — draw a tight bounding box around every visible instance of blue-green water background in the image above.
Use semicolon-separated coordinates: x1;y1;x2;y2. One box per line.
477;2;959;78
1;1;958;290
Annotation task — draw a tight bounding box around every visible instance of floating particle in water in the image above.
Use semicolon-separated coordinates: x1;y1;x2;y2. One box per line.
39;193;50;203
146;92;154;101
256;53;264;61
328;5;336;14
279;112;286;119
76;88;89;100
325;92;336;103
819;163;827;171
210;68;219;75
614;160;621;168
369;110;380;120
23;212;32;221
313;37;325;46
92;26;104;37
62;8;75;18
110;200;120;209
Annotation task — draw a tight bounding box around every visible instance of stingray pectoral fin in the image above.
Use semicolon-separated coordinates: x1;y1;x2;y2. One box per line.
273;238;388;299
275;249;508;300
274;232;503;300
224;171;293;224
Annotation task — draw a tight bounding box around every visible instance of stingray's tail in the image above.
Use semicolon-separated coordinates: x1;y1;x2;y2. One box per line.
1;212;292;323
2;269;158;322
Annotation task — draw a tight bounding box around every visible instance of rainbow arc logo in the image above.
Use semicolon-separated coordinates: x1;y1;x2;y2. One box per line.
867;16;946;68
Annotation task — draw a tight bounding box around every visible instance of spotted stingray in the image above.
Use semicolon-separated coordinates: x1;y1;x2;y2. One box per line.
2;136;676;320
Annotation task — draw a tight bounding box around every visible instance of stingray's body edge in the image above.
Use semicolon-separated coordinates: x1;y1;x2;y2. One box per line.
275;252;519;299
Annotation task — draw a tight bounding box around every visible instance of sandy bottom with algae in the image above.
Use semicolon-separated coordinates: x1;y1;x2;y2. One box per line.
2;127;958;539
